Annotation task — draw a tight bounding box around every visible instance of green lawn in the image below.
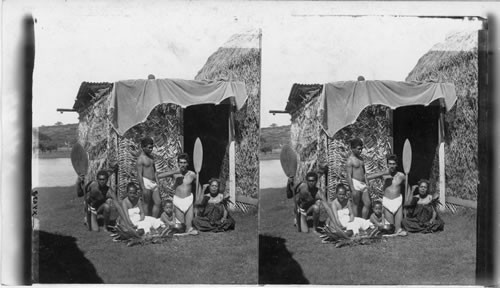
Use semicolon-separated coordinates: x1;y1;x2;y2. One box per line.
259;187;477;285
35;186;258;284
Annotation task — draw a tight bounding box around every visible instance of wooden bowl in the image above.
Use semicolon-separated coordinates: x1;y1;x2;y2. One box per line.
172;223;186;233
379;224;395;234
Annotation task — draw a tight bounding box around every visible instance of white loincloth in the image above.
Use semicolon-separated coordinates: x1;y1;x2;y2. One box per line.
143;177;158;190
383;195;403;214
352;178;367;192
173;194;193;213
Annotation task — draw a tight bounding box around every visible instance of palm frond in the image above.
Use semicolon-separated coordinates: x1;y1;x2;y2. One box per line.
319;226;383;247
110;223;174;246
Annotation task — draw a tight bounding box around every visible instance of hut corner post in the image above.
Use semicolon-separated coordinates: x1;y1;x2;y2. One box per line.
438;99;446;212
228;103;236;210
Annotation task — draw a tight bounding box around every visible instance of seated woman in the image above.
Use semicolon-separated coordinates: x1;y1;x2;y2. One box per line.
192;178;235;232
402;179;444;233
120;182;164;234
328;184;373;236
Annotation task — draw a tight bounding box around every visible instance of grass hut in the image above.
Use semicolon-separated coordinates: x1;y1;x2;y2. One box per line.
285;84;392;200
73;82;182;200
72;32;260;209
406;30;479;202
195;30;261;205
284;32;480;208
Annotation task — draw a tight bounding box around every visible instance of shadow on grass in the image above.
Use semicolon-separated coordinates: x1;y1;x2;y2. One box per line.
37;230;103;283
258;234;309;284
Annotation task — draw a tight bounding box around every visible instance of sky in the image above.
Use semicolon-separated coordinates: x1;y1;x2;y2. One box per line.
1;1;488;128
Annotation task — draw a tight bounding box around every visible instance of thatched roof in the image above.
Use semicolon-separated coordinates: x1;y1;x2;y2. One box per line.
72;82;113;112
405;29;479;201
194;30;261;200
285;83;323;114
406;30;477;81
195;30;260;81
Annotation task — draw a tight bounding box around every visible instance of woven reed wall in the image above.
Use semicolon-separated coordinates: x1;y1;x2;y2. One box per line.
78;93;182;202
78;94;118;192
119;104;182;201
290;96;327;193
326;105;392;201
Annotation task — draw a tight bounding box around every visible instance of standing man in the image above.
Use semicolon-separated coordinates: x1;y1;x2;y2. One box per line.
136;137;161;218
368;154;408;236
157;153;198;235
346;138;371;219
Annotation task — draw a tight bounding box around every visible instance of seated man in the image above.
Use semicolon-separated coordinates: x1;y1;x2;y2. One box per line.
77;170;119;232
287;172;323;233
329;184;373;236
121;182;164;234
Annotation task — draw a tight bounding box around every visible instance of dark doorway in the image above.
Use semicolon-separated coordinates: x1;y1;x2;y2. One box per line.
183;104;229;188
393;104;440;186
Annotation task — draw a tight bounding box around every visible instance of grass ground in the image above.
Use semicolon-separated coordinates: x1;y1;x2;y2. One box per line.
259;187;477;285
35;186;258;284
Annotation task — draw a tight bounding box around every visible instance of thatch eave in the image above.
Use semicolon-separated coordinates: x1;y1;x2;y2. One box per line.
285;83;323;114
73;82;113;113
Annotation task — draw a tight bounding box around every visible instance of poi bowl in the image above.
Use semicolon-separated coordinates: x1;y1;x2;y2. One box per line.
379;224;395;234
172;223;186;233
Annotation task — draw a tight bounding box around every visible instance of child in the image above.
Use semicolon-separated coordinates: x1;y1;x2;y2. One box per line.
369;201;390;229
330;184;373;235
160;199;177;229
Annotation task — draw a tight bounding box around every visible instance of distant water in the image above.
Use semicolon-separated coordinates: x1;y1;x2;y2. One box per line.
260;159;288;189
32;157;288;189
32;157;76;188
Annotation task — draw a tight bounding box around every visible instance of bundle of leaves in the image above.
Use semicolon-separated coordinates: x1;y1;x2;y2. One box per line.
109;223;175;247
318;225;383;248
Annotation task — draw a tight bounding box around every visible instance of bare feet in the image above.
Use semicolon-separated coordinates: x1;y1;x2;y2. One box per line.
188;227;199;236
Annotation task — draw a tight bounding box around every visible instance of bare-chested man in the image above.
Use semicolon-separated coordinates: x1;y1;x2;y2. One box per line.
76;170;124;232
346;138;371;219
157;153;198;234
368;154;408;236
136;137;161;218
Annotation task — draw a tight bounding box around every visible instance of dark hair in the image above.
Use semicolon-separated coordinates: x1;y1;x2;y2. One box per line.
164;199;173;205
418;179;430;188
96;170;108;179
126;182;137;191
305;172;318;181
386;154;398;163
350;138;363;148
373;200;383;208
204;178;221;194
177;153;189;162
336;184;347;193
141;137;154;147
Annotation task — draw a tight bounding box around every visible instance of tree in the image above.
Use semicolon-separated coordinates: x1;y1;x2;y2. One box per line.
270;123;278;127
260;144;273;154
55;121;63;125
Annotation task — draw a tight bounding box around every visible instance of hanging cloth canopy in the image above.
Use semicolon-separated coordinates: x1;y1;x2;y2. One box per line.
109;78;247;135
319;80;457;138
